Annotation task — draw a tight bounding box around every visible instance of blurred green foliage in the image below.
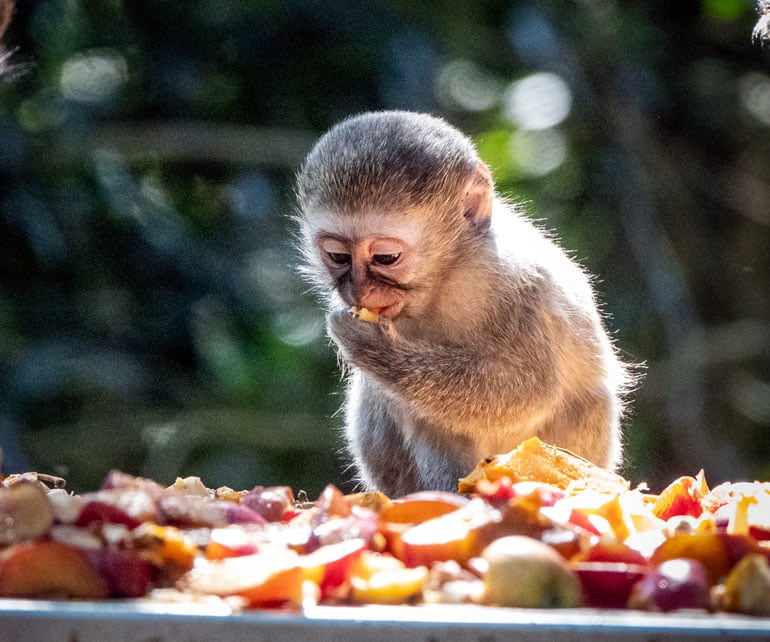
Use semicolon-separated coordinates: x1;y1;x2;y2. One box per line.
1;0;769;495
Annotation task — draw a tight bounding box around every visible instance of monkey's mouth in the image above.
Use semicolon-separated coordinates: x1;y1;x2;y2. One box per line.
376;301;404;319
349;301;404;321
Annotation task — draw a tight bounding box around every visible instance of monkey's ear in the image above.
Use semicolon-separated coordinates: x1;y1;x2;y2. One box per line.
462;163;494;230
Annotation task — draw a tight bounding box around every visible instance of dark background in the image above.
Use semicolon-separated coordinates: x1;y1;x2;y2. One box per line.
1;0;769;496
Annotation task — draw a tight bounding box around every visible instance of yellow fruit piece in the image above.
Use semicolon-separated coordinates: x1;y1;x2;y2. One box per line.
458;437;629;495
349;552;427;604
349;306;380;323
134;523;197;568
721;554;770;616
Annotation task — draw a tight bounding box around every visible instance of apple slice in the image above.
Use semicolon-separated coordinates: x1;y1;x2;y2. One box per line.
0;540;109;599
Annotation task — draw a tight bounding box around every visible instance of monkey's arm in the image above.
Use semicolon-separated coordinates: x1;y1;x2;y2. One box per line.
328;309;562;431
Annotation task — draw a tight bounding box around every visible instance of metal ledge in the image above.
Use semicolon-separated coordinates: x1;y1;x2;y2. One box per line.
1;599;769;642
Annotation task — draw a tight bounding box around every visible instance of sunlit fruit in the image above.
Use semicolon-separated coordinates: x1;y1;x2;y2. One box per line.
480;535;582;608
178;546;304;606
627;558;711;612
720;554;770;616
349;551;428;604
398;498;502;568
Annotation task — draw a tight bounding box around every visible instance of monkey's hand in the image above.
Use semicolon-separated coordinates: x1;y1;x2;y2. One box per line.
327;308;399;364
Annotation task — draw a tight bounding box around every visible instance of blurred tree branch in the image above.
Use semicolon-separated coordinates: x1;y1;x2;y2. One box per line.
58;122;316;167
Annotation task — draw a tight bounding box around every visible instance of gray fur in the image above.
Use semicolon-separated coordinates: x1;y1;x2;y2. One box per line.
296;111;634;496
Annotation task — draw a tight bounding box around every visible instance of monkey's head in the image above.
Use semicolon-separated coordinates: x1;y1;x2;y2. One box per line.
296;111;494;319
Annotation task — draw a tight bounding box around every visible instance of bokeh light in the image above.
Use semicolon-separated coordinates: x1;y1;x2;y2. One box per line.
435;59;500;112
509;128;568;176
740;72;770;126
59;49;128;104
504;72;572;131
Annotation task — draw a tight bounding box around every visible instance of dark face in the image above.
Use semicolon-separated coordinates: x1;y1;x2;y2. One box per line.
315;225;419;319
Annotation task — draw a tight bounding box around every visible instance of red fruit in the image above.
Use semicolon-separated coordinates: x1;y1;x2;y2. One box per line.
94;548;154;598
301;538;367;598
628;558;711;612
652;475;705;521
76;501;143;529
567;508;603;537
579;539;648;566
242;486;295;522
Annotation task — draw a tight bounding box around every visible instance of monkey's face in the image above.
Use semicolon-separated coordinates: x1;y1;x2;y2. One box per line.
311;213;424;319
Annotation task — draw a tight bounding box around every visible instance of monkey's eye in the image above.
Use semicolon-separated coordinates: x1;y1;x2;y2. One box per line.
372;253;401;266
326;251;351;266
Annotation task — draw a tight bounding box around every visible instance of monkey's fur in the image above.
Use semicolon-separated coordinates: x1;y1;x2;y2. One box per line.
297;111;632;497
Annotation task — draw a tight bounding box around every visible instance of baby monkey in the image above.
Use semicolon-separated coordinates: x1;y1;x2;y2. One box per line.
296;111;631;497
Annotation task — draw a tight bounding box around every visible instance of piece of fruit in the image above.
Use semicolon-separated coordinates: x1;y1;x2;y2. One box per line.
0;481;54;545
349;306;380;323
0;541;109;599
344;491;391;514
651;473;707;521
80;489;159;524
133;523;198;568
349;551;428;604
397;498;502;568
577;539;648;566
573;562;649;608
474;478;565;507
205;527;261;560
379;492;469;559
93;547;155;598
479;536;582;608
159;495;266;528
719;553;770;616
75;500;143;529
379;491;468;525
241;486;295;522
300;538;367;598
458;437;629;495
178;546;304;606
651;532;768;585
627;558;711;612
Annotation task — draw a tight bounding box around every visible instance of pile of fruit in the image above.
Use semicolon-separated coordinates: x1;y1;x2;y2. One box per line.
1;437;770;616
